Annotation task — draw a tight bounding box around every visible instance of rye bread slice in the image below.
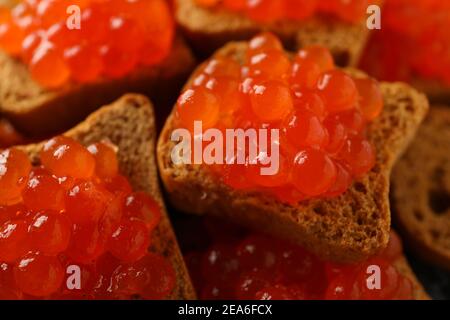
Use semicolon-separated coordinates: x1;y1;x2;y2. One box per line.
411;79;450;105
0;36;195;136
391;106;450;271
175;0;378;67
393;255;429;300
157;41;429;263
20;94;196;300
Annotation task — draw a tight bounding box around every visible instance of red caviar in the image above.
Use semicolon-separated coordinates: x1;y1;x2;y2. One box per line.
175;33;381;203
0;136;174;299
194;0;372;23
0;0;174;88
360;0;450;86
185;219;414;300
0;118;25;148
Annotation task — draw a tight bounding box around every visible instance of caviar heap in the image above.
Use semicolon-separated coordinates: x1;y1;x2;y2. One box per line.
360;0;450;86
175;33;382;204
0;136;175;299
195;0;374;23
185;219;414;300
0;0;174;88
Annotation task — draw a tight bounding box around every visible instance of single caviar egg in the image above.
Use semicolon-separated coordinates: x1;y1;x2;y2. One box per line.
317;70;358;114
22;174;66;212
29;211;72;255
87;141;119;179
0;220;30;263
40;136;96;179
0;148;32;206
14;252;64;297
176;87;221;130
108;219;150;263
249;80;294;122
291;148;337;196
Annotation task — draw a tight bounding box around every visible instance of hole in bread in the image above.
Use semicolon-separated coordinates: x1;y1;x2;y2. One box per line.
430;228;441;240
428;189;450;215
313;206;326;216
414;210;424;222
333;51;350;67
354;182;367;193
405;104;414;113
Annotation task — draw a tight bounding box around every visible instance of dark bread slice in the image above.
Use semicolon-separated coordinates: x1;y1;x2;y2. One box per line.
0;36;195;136
393;255;429;300
411;78;450;105
20;94;196;300
157;41;429;263
175;0;377;66
391;106;450;271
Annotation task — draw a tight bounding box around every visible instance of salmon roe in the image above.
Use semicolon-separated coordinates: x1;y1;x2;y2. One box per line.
194;0;375;23
360;0;450;86
0;0;174;88
0;136;174;299
175;33;382;204
185;218;414;300
0;118;25;148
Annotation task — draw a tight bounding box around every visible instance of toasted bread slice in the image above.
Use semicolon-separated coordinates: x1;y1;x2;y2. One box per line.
0;37;195;136
411;79;450;105
175;0;378;66
391;106;450;271
157;41;429;263
393;255;429;300
20;94;196;300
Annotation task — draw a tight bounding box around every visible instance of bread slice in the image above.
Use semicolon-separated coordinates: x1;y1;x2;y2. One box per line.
411;78;450;105
0;36;195;136
20;94;196;300
175;0;378;67
393;255;429;300
391;106;450;271
157;41;429;263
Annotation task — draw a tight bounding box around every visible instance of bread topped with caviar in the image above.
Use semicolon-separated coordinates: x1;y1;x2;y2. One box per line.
391;106;450;271
20;94;196;299
157;35;429;263
358;1;450;104
175;0;381;66
0;0;195;136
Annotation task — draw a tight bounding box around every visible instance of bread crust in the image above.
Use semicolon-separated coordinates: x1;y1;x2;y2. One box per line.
0;37;195;136
157;41;429;263
175;0;377;67
391;106;450;271
20;94;197;300
393;256;430;300
411;79;450;105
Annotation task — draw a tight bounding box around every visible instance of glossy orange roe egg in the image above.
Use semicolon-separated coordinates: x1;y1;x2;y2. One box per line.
175;32;381;203
0;0;174;88
87;141;119;179
0;135;173;299
40;136;96;179
0;220;29;263
187;224;414;300
176;87;220;130
0;148;31;206
196;0;368;23
0;118;25;148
